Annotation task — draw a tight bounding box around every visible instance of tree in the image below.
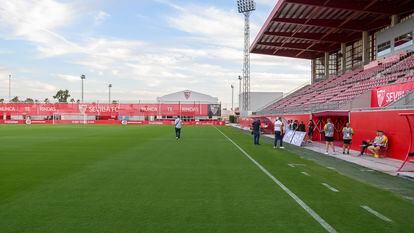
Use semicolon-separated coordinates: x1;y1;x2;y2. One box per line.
53;90;71;103
0;99;4;103
11;96;19;103
25;98;34;103
44;98;50;103
112;100;118;104
70;98;75;103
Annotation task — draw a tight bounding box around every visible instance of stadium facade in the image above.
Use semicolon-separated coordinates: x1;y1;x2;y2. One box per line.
243;0;414;161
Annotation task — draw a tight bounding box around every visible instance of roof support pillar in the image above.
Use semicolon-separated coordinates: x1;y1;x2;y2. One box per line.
340;43;347;74
311;59;316;84
391;15;400;27
362;31;370;65
324;52;330;79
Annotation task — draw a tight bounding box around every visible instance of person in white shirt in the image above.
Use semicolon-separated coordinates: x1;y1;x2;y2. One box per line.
273;117;285;149
174;117;182;140
324;118;335;154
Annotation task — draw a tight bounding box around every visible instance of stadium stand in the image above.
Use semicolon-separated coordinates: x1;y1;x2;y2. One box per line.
259;52;414;115
246;0;414;162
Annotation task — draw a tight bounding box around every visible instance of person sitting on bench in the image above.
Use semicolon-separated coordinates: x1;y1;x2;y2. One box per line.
359;130;388;158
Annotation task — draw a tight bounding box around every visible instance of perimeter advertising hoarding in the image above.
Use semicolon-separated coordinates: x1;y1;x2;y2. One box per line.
0;103;212;117
0;119;225;126
371;81;414;107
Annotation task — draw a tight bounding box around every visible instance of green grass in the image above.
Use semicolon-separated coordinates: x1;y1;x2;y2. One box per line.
0;125;413;233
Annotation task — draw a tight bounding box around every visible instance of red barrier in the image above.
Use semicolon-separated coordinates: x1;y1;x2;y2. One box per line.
0;119;225;126
0;103;212;117
244;109;414;161
350;109;414;160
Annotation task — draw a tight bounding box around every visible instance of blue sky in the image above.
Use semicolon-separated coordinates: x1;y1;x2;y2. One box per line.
0;0;309;107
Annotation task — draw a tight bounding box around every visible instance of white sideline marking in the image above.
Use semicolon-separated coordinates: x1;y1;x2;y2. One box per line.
288;163;306;168
327;167;336;170
215;127;337;233
360;169;374;172
301;171;311;176
361;205;393;223
322;183;339;193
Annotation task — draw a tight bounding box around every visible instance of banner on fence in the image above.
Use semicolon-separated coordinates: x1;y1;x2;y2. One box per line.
0;119;225;126
371;81;414;107
0;103;219;117
282;130;306;146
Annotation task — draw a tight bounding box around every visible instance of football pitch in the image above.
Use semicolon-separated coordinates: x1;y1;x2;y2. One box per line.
0;125;413;233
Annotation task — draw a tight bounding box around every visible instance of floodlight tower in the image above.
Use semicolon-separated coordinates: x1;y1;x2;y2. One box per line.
237;0;255;113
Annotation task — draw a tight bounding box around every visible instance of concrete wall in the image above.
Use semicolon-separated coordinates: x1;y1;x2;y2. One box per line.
376;17;414;58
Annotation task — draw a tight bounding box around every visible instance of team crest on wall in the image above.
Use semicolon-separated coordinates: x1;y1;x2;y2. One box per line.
184;91;192;100
78;104;88;114
376;90;386;107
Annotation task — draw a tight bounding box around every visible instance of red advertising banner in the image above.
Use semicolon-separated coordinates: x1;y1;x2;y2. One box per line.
0;103;214;117
0;119;225;126
371;81;414;107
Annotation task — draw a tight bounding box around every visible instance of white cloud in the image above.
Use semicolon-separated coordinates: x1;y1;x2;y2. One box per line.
57;74;80;83
94;10;110;26
0;0;81;57
255;0;278;6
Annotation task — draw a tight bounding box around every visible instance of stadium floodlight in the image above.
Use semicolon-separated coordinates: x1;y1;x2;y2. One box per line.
108;84;112;104
81;74;86;103
237;0;256;13
237;0;255;114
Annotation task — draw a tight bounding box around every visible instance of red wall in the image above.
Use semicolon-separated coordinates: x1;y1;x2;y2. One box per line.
350;110;414;160
243;109;414;161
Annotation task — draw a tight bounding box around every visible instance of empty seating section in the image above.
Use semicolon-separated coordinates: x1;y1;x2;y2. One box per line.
260;53;414;114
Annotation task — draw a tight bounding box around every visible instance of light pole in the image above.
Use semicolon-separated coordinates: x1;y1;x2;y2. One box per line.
80;74;86;103
237;0;255;113
108;84;112;104
231;84;234;111
8;74;11;102
238;75;242;109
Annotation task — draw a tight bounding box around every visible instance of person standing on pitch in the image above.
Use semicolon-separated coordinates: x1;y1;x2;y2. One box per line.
273;117;284;149
307;119;315;143
324;118;335;154
252;119;261;145
175;116;182;140
342;122;354;154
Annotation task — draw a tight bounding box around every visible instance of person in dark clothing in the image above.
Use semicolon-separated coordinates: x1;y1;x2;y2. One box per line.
292;120;299;131
252;119;261;145
298;121;306;132
307;119;315;142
